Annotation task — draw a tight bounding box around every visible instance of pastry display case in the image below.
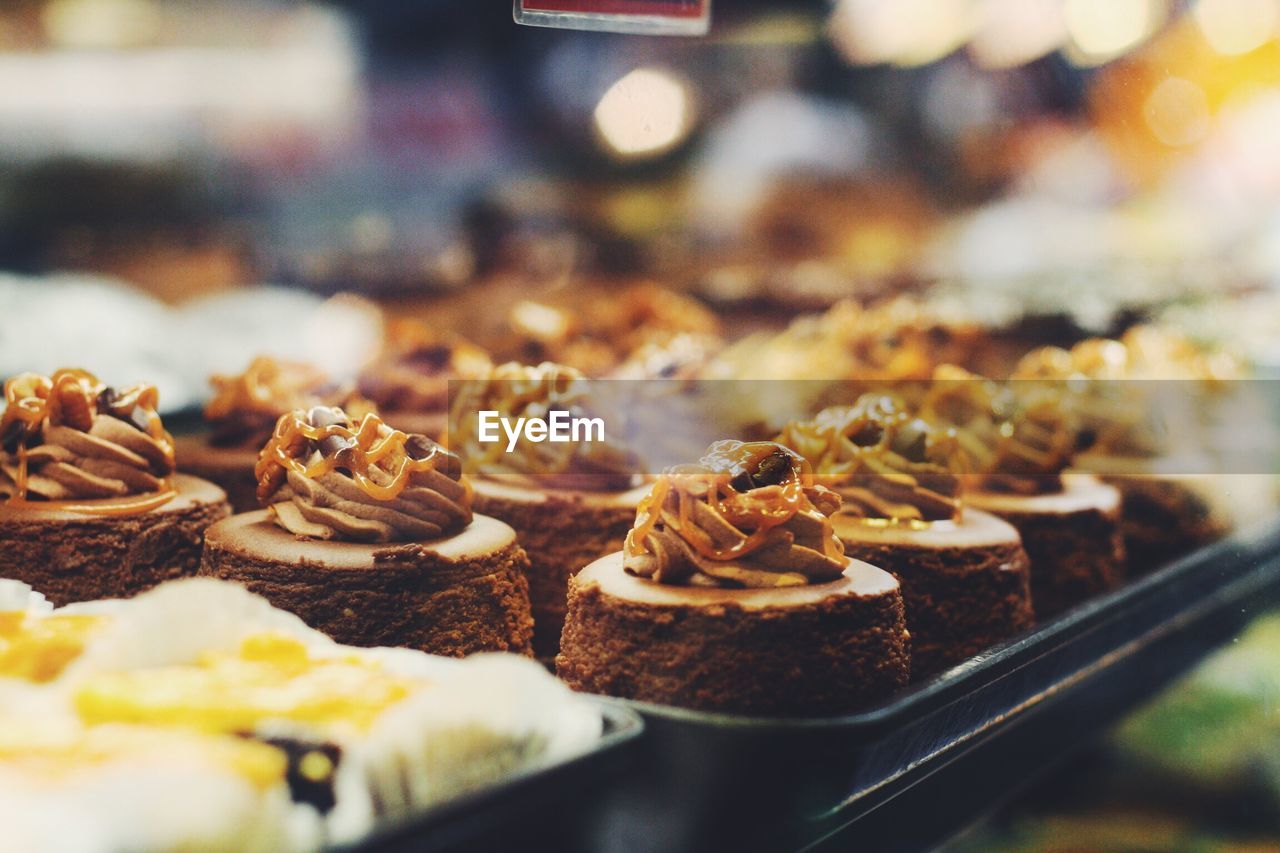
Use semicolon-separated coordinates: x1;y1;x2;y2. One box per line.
2;1;1280;851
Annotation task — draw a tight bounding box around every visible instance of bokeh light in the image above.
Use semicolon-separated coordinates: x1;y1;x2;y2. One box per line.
1144;76;1212;147
827;0;974;68
593;67;695;161
1065;0;1165;65
1193;0;1279;56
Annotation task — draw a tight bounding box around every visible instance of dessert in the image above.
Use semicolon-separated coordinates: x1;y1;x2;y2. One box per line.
923;368;1126;619
776;394;1034;678
557;440;910;715
177;355;374;512
357;319;493;439
450;361;647;659
0;369;230;605
0;578;604;852
199;406;534;657
1013;327;1234;574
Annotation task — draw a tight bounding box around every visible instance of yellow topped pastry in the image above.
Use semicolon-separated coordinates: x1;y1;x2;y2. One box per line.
0;611;105;683
74;631;421;735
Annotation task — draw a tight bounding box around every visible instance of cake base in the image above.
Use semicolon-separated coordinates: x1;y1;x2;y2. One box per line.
556;553;910;716
174;436;260;514
0;474;230;605
834;508;1034;680
968;474;1125;620
472;479;648;660
199;510;534;657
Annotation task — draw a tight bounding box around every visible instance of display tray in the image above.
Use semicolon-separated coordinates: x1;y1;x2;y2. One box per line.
591;518;1280;853
346;701;643;853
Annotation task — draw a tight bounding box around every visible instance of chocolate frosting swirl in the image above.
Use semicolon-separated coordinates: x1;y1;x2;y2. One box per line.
206;356;372;450
0;369;175;503
449;361;639;492
358;320;492;414
256;406;471;543
922;366;1075;495
776;394;963;525
623;440;847;589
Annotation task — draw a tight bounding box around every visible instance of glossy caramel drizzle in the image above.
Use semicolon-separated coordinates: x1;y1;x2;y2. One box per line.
256;409;466;505
626;441;836;564
205;356;330;421
2;369;175;515
775;395;964;523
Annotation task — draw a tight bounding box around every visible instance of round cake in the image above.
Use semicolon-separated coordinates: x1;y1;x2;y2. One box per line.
0;369;230;605
198;405;533;657
967;474;1124;619
202;510;531;656
178;356;373;513
556;440;910;715
777;395;1033;679
450;361;645;659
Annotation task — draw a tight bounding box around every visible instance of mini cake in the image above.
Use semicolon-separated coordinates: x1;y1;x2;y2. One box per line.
557;440;910;715
357;319;492;438
1014;328;1235;574
199;406;533;657
177;356;373;512
923;368;1126;619
450;361;647;659
0;369;230;605
777;394;1033;679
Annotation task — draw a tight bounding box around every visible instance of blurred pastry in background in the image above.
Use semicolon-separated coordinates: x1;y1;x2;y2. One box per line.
357;319;492;440
1014;327;1238;575
450;361;647;660
0;369;229;604
177;356;373;512
494;283;723;377
558;440;909;714
200;406;533;657
778;395;1033;679
924;368;1125;619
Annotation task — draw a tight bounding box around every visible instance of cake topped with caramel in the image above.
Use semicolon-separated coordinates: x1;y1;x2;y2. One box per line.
206;356;372;451
255;406;471;543
623;440;847;589
357;320;493;415
776;394;965;526
922;366;1076;495
0;369;176;510
449;361;639;492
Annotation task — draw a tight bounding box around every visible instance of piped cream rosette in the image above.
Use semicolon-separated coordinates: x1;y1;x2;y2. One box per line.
0;579;604;852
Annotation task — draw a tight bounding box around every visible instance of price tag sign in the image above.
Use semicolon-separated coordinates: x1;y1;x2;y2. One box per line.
514;0;710;36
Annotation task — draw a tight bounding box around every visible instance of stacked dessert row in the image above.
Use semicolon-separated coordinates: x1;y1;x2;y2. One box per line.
0;577;601;852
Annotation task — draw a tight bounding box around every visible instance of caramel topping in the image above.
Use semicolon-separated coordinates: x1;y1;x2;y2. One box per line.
256;407;460;506
624;440;846;588
1;369;175;515
775;394;964;525
205;357;373;450
921;366;1075;495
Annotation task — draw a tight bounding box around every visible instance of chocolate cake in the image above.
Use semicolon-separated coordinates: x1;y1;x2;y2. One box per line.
923;369;1125;620
0;369;230;604
1012;328;1238;575
967;474;1125;618
556;441;910;715
178;356;372;512
451;361;644;659
777;395;1033;679
199;405;533;657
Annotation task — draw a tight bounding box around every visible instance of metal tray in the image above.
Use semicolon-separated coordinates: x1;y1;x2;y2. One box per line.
588;519;1280;853
347;701;643;853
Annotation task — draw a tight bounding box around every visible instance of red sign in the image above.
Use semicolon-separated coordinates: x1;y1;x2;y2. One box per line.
521;0;705;17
